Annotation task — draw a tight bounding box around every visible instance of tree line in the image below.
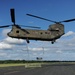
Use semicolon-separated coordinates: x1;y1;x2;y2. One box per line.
0;60;75;64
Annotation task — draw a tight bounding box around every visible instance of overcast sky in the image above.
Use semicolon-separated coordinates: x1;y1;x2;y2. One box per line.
0;0;75;61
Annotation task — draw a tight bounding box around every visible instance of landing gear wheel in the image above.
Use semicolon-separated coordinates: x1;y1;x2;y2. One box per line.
51;41;54;44
27;40;30;43
51;40;55;44
26;38;30;43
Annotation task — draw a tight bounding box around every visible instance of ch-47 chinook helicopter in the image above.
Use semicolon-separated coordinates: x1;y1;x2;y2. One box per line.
0;8;75;44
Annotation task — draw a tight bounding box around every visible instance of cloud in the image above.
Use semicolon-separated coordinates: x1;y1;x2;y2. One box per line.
4;37;25;45
29;47;43;51
0;37;26;50
56;50;62;53
63;31;75;37
0;41;14;50
0;52;7;56
57;31;75;46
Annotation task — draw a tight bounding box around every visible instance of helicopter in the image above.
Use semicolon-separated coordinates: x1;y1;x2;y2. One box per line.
0;8;75;44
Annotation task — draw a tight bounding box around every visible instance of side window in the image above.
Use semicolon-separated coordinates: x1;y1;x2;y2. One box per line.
45;32;47;34
45;32;51;34
40;32;43;34
16;30;19;33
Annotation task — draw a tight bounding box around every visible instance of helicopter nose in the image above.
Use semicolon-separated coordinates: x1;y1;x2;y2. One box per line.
7;32;10;36
7;32;11;37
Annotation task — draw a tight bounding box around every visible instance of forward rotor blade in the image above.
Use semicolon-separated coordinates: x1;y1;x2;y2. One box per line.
10;9;15;24
26;14;56;23
59;19;75;23
0;25;10;28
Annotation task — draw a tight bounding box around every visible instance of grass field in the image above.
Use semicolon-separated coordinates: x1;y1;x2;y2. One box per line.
0;63;25;67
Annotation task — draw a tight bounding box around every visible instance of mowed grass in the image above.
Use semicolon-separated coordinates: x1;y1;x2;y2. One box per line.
0;63;25;67
0;63;44;68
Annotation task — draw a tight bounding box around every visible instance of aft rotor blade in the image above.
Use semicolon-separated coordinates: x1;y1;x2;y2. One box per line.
10;9;15;24
21;25;40;29
0;25;10;28
60;19;75;23
25;26;40;29
26;14;57;23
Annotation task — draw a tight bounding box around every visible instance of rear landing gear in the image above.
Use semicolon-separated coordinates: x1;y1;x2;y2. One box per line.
51;41;54;44
51;40;55;44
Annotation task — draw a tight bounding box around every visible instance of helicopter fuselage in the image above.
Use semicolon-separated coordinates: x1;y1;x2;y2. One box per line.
7;24;64;44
